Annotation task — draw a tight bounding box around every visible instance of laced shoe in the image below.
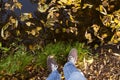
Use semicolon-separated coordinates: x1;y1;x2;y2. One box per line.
47;55;58;72
68;48;78;64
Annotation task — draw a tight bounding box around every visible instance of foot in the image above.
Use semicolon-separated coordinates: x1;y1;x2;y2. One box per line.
68;48;78;64
47;56;58;72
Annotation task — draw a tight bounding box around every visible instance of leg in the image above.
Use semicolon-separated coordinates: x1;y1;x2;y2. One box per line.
63;62;86;80
63;48;86;80
46;70;61;80
46;56;61;80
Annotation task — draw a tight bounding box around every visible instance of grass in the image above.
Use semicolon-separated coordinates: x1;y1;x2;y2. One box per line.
0;45;33;75
36;42;90;67
0;42;90;75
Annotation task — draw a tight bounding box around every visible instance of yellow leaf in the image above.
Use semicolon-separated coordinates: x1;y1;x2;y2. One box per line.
118;23;120;26
86;58;94;64
37;4;49;13
5;3;11;10
20;13;33;21
15;19;18;28
116;31;120;37
113;39;118;43
29;45;35;50
69;13;74;22
70;27;74;33
16;30;20;36
9;16;16;23
58;0;67;5
1;22;10;40
82;4;93;9
26;31;30;35
11;18;16;23
94;44;99;49
13;0;18;2
85;31;93;43
26;22;35;26
102;34;108;38
26;22;31;26
60;21;62;24
117;38;120;41
114;18;119;23
92;24;100;33
105;22;110;26
50;27;54;30
36;27;42;31
75;31;78;35
98;5;107;15
15;2;22;9
31;30;36;36
61;0;68;4
3;31;10;40
58;0;75;5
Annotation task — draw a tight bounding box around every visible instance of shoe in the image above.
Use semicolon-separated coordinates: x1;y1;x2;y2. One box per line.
68;48;78;64
47;55;58;72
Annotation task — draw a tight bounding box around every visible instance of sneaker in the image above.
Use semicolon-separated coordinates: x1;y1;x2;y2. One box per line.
47;55;58;72
68;48;78;64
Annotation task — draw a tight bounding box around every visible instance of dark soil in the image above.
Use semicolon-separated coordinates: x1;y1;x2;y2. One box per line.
85;43;120;80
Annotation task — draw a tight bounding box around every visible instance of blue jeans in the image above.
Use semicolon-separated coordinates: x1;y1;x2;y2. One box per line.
46;62;86;80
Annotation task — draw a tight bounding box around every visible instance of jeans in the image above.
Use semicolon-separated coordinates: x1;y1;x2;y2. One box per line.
46;62;86;80
46;70;61;80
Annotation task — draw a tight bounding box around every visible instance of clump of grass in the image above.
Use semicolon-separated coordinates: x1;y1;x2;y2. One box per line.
0;45;33;75
36;42;90;67
0;42;90;75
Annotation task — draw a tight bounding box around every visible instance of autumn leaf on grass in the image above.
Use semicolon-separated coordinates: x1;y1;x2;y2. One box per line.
29;44;36;51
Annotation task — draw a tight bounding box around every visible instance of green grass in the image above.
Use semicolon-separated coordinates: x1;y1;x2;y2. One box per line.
36;42;90;67
0;42;90;75
0;45;33;75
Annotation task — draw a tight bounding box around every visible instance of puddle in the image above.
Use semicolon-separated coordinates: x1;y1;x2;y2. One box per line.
1;0;38;22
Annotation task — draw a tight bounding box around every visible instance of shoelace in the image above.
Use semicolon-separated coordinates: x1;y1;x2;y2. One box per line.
51;63;58;72
68;56;76;64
